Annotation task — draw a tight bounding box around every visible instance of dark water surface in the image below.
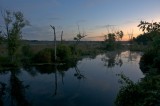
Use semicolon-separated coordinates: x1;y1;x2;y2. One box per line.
0;51;144;106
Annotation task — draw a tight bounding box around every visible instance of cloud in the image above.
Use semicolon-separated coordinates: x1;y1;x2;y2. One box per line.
90;24;117;31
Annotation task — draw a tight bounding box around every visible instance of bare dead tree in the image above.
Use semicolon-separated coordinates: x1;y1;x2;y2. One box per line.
50;25;57;61
127;30;133;41
60;30;63;44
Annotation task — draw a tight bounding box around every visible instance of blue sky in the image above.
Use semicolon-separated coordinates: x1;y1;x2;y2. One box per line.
1;0;160;41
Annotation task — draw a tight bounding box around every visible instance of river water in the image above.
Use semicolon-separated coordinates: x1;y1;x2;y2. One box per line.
0;50;144;106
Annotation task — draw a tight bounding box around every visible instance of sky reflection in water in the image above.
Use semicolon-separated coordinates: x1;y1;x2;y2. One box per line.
0;50;144;106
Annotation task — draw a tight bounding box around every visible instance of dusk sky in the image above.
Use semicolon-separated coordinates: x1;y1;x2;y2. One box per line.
1;0;160;41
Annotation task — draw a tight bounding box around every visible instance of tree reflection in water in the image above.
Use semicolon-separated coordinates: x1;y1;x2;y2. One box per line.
0;51;143;106
101;51;123;68
127;51;141;62
9;69;30;106
0;82;6;106
0;68;30;106
101;50;142;69
32;59;85;96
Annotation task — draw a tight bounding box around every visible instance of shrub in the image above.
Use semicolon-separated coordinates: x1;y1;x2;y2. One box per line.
33;45;73;63
116;74;160;106
57;44;72;62
21;45;33;58
140;49;157;72
33;48;53;63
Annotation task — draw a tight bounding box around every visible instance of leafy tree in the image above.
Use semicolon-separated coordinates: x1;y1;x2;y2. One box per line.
137;21;160;41
74;33;87;44
138;20;160;72
1;10;29;62
107;33;116;42
105;30;123;42
138;21;160;33
104;30;123;50
116;30;123;41
116;20;160;106
73;33;87;55
0;31;4;44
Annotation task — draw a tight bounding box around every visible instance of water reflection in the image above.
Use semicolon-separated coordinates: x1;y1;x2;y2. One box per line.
0;68;30;106
0;82;6;106
10;69;30;106
101;51;142;68
54;65;58;96
101;51;123;68
0;50;143;106
74;66;85;80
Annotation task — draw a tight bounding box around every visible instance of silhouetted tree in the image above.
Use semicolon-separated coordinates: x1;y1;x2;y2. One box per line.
138;21;160;33
116;30;124;41
73;25;87;55
1;10;29;63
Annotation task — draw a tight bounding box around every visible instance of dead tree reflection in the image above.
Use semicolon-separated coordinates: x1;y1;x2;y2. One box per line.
54;65;58;96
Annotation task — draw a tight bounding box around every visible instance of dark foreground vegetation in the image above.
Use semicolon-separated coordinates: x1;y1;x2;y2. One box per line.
115;21;160;106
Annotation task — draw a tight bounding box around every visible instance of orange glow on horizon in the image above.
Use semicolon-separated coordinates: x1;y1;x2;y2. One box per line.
85;25;143;41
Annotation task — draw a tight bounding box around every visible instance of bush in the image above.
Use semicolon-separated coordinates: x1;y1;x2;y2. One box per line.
33;45;72;63
105;42;115;50
33;48;53;63
140;49;157;72
116;74;160;106
21;45;34;65
57;44;72;62
21;45;33;58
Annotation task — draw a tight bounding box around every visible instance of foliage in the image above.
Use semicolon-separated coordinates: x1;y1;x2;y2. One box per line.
33;48;53;63
21;44;34;65
138;21;160;33
133;31;160;45
104;31;123;50
1;10;29;63
136;20;160;72
116;73;160;106
116;31;123;41
73;33;87;55
0;31;4;44
116;20;160;106
74;33;87;42
140;49;157;72
33;45;73;63
21;45;33;57
57;44;72;62
105;42;115;50
105;33;116;42
133;34;151;45
104;30;124;42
